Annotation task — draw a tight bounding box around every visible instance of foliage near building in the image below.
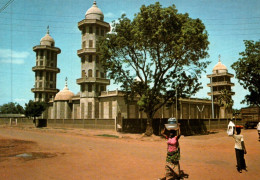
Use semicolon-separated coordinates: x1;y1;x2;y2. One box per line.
24;100;47;127
231;40;260;107
98;2;210;135
0;102;24;114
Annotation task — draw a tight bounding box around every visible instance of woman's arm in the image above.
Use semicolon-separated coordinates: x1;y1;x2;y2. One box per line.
177;135;181;140
177;127;181;140
161;127;168;139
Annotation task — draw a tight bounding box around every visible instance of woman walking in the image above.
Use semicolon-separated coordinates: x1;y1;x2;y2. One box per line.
165;129;181;179
233;126;247;173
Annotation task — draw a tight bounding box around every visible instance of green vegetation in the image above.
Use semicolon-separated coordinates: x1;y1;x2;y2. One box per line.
24;100;47;127
98;2;210;135
231;40;260;107
0;102;24;114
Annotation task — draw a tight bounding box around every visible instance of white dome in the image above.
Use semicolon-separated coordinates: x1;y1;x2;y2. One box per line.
85;1;104;20
40;28;55;46
54;83;74;101
213;56;227;74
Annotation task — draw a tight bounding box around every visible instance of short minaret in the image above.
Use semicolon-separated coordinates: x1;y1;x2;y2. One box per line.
32;26;61;102
207;55;235;118
76;1;110;118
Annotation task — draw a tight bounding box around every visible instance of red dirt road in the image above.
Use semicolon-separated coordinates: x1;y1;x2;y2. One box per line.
0;126;259;180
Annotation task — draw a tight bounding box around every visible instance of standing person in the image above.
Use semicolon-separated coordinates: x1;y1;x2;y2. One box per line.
160;118;181;180
233;126;247;173
257;122;260;141
165;129;181;179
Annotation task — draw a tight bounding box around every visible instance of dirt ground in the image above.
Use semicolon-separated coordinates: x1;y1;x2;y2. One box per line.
0;125;259;180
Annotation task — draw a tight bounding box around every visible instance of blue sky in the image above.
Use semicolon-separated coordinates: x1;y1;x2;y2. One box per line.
0;0;259;109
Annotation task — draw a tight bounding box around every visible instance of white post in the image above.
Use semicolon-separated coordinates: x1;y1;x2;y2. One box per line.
211;76;214;119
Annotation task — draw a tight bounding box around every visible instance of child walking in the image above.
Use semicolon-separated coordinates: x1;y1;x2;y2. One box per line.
233;126;247;173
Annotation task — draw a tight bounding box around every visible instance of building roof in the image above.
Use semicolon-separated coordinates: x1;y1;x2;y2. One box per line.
85;1;104;20
54;79;74;101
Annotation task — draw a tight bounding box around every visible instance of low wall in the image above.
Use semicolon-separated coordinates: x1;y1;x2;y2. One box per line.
47;119;115;130
1;117;244;136
0;118;31;126
0;118;116;130
120;118;244;136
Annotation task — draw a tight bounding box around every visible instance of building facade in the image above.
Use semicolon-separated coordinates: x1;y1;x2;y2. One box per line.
32;1;234;121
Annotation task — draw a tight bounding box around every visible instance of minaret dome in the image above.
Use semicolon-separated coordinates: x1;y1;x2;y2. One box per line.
40;26;55;46
212;55;227;74
85;1;104;20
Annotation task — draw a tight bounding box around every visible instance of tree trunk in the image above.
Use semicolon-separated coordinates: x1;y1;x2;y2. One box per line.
145;115;153;136
33;117;37;127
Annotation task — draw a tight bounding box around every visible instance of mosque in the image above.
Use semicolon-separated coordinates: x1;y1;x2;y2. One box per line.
31;1;235;122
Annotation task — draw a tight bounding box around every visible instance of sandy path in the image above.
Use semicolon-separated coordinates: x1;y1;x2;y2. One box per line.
0;126;259;180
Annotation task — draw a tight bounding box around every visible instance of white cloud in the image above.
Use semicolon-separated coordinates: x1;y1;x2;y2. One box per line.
14;98;27;103
0;49;29;65
105;12;115;18
0;59;25;64
14;98;27;107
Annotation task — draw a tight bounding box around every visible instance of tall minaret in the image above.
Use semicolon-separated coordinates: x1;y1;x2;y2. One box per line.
32;26;61;102
76;1;110;119
207;55;235;118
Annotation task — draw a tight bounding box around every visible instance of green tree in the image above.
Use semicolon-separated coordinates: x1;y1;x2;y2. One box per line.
231;40;260;107
0;102;24;114
98;2;210;135
24;100;47;127
218;89;234;119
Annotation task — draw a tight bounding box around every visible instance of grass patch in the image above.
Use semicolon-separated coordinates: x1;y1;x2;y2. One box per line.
96;134;119;138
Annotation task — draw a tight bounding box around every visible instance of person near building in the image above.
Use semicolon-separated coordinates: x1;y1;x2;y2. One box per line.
233;126;247;173
161;118;181;179
257;122;260;141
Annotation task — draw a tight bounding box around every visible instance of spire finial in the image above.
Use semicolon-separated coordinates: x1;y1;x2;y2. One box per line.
218;54;221;62
93;1;97;5
65;77;68;87
47;25;49;34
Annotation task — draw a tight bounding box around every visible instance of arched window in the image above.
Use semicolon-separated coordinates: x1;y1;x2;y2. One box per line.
96;27;99;35
82;70;85;77
82;41;86;49
89;26;93;34
96;55;99;63
88;69;93;77
89;40;93;48
89;55;92;62
88;84;92;92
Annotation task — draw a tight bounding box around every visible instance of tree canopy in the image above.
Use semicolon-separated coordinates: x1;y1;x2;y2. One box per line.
98;2;210;135
231;40;260;107
0;102;24;114
24;100;47;126
218;89;234;109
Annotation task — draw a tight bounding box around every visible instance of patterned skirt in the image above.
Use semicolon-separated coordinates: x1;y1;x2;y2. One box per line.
166;149;180;163
165;149;180;180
